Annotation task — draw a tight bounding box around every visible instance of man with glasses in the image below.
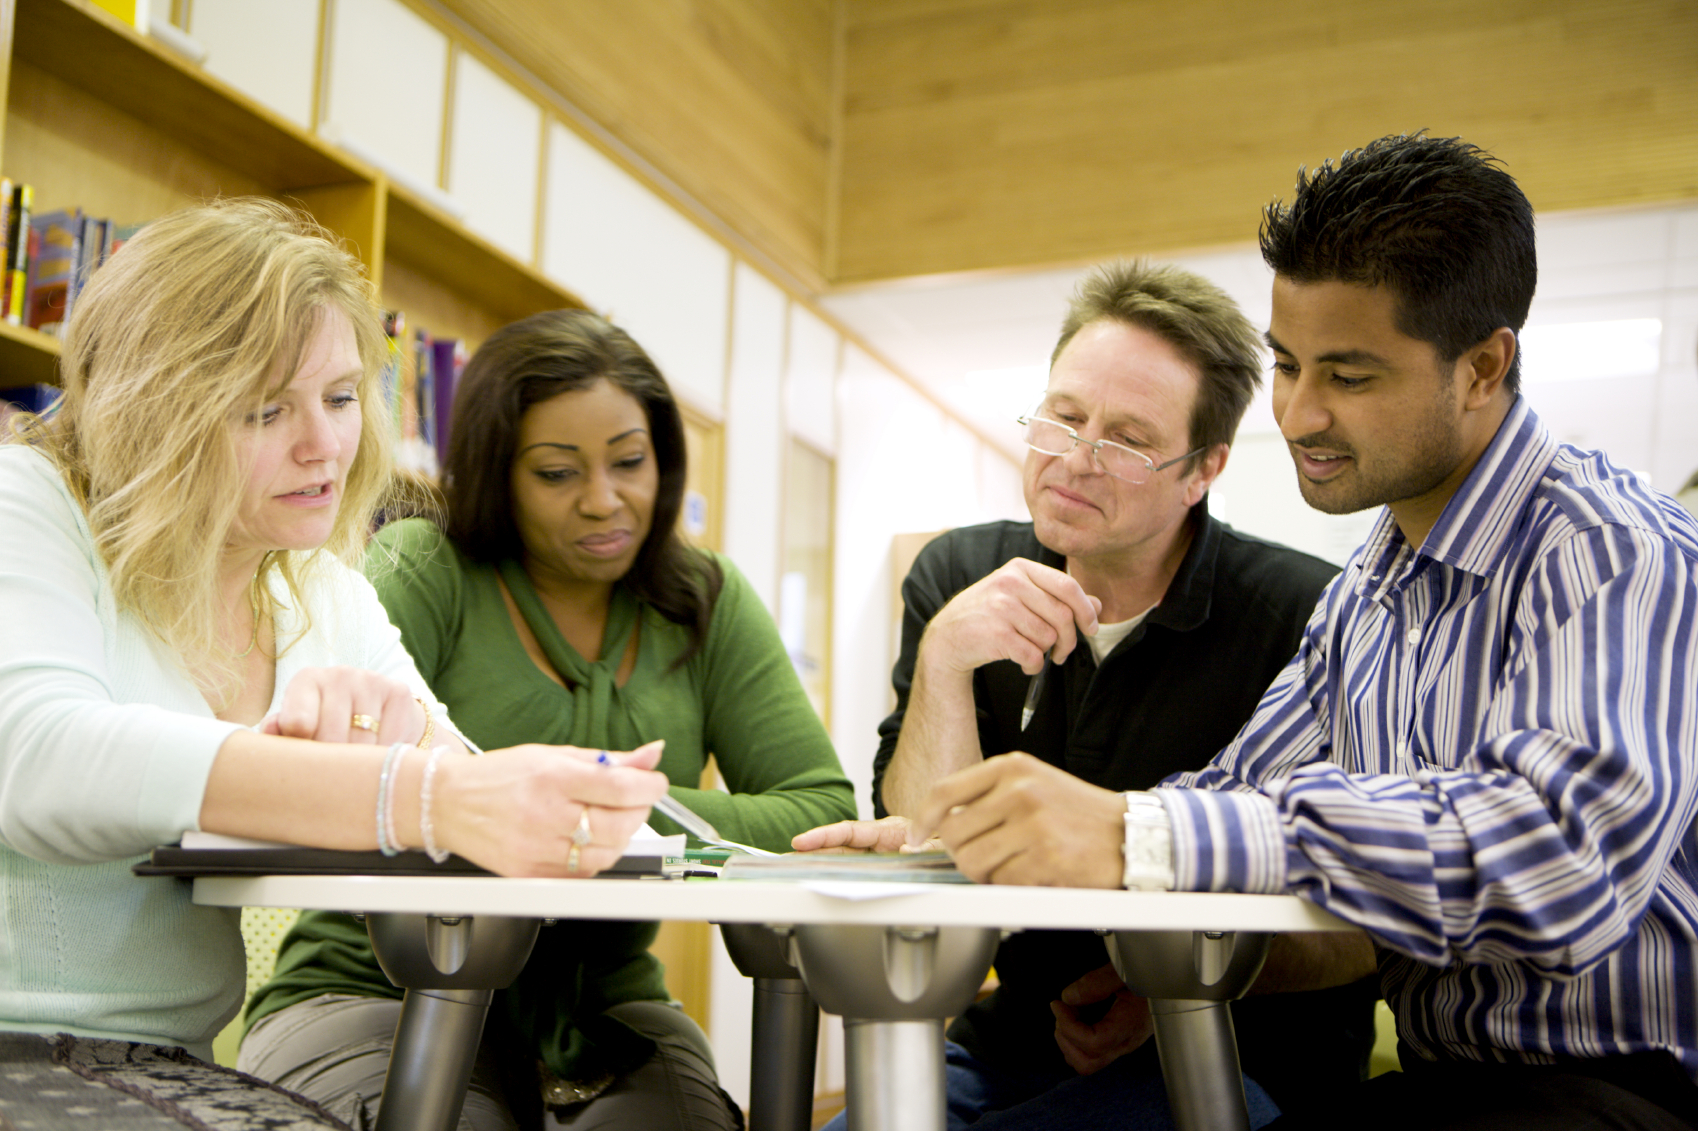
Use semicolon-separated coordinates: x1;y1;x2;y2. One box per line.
803;260;1377;1129
914;135;1698;1130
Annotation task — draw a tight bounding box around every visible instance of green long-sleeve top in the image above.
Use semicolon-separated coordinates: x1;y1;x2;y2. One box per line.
247;519;854;1081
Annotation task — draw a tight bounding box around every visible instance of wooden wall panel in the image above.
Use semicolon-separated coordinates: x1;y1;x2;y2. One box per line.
835;0;1698;283
433;0;836;292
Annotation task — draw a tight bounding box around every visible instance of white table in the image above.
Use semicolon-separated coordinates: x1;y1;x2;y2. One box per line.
195;875;1354;1131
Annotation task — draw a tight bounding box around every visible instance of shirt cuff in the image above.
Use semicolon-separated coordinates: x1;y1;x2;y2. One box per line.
1154;787;1287;894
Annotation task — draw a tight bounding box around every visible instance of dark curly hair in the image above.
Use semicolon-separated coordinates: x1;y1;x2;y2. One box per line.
442;308;722;663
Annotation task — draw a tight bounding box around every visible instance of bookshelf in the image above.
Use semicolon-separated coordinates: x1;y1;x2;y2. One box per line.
0;0;585;388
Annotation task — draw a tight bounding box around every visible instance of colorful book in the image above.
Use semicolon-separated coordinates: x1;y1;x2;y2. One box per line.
108;220;144;260
410;326;435;452
25;208;82;336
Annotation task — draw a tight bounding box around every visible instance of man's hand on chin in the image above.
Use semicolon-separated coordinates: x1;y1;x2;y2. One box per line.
912;752;1124;887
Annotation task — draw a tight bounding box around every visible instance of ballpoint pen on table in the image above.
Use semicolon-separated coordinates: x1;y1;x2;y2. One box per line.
1020;651;1051;731
651;791;778;856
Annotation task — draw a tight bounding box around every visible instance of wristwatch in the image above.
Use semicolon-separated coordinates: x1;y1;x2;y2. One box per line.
1121;791;1174;891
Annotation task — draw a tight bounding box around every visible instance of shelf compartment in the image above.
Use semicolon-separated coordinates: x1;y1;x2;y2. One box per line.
0;320;62;388
383;183;583;331
13;0;365;193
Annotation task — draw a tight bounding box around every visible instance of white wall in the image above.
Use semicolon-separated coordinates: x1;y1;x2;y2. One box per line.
831;347;1026;814
722;264;790;610
541;123;732;417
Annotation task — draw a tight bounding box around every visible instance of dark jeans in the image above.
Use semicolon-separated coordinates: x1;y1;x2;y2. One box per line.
822;1040;1280;1131
1268;1048;1698;1131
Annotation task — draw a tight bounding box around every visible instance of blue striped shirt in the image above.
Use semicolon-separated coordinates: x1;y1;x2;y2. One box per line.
1162;398;1698;1076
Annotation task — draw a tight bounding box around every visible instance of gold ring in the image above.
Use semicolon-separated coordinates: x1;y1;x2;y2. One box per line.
351;713;379;732
566;844;582;872
571;808;593;846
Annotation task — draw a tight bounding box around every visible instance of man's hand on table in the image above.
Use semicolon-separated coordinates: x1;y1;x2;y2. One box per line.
911;752;1124;887
791;814;943;855
1052;963;1153;1075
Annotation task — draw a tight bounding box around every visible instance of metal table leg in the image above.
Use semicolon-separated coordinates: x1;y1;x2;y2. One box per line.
719;922;820;1131
790;923;1000;1131
1106;929;1273;1131
364;913;541;1131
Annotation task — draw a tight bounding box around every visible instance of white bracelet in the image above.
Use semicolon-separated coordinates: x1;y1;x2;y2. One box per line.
419;744;450;864
1122;791;1174;891
376;742;408;856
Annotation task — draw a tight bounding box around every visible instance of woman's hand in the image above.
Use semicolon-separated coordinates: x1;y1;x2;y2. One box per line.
427;740;669;878
262;666;430;748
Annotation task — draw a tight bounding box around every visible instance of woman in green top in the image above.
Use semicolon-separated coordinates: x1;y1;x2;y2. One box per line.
242;309;855;1129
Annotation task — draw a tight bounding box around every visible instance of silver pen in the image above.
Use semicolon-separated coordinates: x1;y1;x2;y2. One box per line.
651;791;777;856
1020;652;1051;731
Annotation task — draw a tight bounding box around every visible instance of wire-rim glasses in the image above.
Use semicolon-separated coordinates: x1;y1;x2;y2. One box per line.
1017;413;1205;485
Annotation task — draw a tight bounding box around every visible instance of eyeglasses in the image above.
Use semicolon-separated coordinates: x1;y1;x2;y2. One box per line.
1017;413;1205;485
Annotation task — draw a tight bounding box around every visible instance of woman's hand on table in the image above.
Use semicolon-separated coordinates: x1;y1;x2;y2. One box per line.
263;666;448;750
790;814;944;855
430;740;669;878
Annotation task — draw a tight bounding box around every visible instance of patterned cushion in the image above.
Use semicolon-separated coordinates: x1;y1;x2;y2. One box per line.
0;1032;353;1130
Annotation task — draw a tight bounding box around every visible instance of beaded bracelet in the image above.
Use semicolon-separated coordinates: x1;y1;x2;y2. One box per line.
419;744;450;864
376;742;408;856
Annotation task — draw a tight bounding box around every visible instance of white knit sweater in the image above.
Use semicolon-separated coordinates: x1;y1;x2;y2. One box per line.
0;445;449;1058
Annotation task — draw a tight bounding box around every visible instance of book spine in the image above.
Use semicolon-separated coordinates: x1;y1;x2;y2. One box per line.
4;184;31;327
68;213;98;319
432;338;466;463
0;178;12;324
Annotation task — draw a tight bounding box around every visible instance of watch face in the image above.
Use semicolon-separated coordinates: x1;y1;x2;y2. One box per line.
1123;801;1174;891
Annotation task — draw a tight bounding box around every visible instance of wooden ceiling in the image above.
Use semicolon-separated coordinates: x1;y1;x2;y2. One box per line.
438;0;1697;291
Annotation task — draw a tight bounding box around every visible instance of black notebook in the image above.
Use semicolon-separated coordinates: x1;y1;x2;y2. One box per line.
134;840;666;879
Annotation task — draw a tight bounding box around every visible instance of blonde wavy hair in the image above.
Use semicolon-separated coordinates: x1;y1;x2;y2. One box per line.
14;197;393;681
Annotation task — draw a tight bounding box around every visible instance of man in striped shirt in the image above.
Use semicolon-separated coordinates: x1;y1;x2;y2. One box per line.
916;134;1698;1130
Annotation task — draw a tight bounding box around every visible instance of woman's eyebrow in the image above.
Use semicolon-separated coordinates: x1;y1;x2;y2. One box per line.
518;428;650;456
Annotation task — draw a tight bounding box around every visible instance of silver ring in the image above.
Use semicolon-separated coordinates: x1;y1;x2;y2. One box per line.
351;713;379;732
571;807;593;846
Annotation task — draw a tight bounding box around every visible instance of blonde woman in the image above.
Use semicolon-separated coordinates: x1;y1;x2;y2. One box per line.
0;198;667;1126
